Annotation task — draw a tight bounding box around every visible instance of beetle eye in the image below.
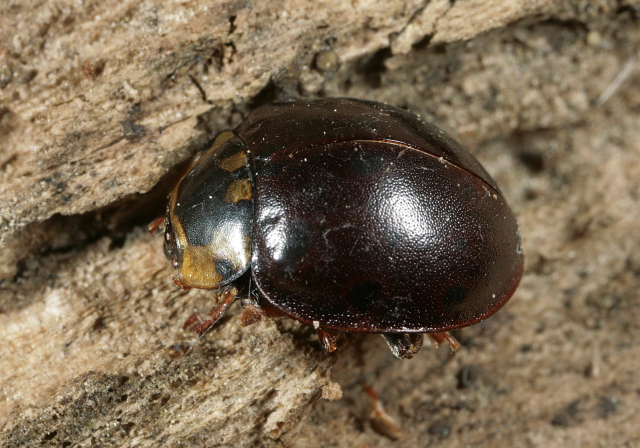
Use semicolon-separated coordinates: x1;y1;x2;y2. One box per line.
163;221;180;269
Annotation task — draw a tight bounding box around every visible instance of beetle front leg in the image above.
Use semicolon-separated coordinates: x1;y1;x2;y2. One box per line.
183;287;238;337
147;216;165;235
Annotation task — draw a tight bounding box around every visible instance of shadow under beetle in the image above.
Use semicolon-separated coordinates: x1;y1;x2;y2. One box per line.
150;98;523;359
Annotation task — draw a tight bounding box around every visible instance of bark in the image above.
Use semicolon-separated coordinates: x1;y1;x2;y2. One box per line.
1;0;640;446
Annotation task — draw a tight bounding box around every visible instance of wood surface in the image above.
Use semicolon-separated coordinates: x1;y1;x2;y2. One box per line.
1;0;639;446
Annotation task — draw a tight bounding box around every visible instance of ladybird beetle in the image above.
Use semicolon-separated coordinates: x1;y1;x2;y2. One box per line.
153;98;523;359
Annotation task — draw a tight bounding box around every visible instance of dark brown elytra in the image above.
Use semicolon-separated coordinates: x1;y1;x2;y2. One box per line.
154;98;523;359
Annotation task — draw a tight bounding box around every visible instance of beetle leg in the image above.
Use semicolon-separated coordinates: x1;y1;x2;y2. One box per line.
316;328;341;353
382;333;424;359
427;331;460;353
363;385;404;440
183;287;238;337
427;331;460;352
240;304;264;326
147;216;165;235
172;276;193;291
238;295;289;326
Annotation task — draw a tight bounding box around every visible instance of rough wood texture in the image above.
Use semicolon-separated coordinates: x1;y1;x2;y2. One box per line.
1;0;640;446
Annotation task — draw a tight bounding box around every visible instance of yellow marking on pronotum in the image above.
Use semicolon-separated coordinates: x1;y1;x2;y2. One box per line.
224;178;252;203
219;151;249;172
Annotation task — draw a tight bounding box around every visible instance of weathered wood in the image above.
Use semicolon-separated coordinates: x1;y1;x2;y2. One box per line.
1;0;640;446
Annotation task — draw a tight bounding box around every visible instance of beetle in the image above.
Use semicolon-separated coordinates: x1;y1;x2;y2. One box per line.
152;98;523;359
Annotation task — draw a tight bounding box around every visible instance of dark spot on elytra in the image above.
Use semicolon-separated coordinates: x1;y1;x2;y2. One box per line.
215;259;234;280
351;150;385;177
346;281;382;313
444;285;466;306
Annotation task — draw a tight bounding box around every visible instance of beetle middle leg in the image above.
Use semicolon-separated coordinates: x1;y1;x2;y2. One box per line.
239;294;343;353
382;333;424;359
238;293;291;327
427;331;460;353
183;287;238;337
